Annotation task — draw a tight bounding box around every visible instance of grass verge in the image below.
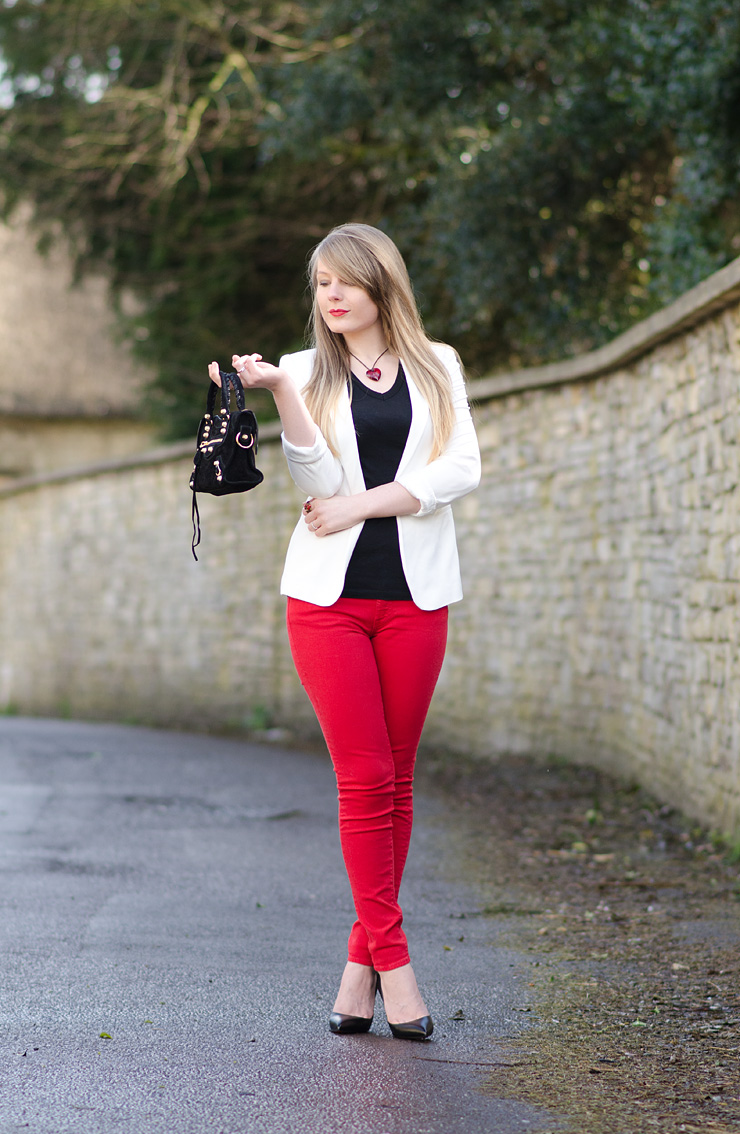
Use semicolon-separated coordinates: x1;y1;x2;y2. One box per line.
420;753;740;1134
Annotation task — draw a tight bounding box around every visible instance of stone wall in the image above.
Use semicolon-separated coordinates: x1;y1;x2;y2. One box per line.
2;261;740;836
0;417;155;485
450;307;740;836
0;209;157;482
0;208;151;417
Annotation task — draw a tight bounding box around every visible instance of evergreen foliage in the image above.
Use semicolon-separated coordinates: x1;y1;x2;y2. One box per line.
1;0;738;436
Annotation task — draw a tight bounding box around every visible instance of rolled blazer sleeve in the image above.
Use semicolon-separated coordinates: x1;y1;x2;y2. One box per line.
394;349;481;517
281;427;344;499
278;351;345;498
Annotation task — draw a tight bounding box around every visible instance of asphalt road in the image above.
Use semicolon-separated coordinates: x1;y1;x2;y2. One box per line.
0;718;559;1134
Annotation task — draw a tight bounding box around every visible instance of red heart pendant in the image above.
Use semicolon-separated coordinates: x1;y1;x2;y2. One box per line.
366;368;382;381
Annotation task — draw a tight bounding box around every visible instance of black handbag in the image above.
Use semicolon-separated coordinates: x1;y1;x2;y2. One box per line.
189;369;264;559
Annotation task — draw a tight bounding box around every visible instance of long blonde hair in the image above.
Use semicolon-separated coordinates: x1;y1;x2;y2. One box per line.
303;223;456;461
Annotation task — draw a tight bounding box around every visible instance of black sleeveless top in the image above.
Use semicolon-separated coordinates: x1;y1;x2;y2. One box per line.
341;364;413;601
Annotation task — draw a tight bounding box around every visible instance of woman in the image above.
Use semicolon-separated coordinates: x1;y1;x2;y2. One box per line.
209;223;480;1041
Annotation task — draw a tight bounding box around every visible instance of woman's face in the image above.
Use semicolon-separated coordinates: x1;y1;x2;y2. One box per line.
315;258;380;336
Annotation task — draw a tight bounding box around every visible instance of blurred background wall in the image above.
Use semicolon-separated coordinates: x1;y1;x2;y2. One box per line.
2;2;740;839
2;258;739;837
0;209;156;486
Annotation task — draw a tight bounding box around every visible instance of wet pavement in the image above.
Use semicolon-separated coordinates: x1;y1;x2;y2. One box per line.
0;718;560;1134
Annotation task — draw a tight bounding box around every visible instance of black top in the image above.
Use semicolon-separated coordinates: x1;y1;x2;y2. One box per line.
341;364;413;601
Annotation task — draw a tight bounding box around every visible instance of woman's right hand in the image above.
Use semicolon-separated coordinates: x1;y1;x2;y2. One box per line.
208;353;317;448
231;353;288;391
207;355;288;390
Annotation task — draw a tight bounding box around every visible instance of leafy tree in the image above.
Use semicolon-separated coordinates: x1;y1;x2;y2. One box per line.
265;0;740;367
1;0;739;436
0;0;362;433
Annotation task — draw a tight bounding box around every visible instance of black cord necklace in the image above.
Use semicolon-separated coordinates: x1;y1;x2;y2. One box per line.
348;347;389;382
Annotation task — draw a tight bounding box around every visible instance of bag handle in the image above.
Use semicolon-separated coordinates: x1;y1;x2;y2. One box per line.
205;369;246;415
206;372;227;415
226;371;246;412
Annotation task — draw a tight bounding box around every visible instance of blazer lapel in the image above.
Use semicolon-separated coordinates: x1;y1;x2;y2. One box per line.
397;360;430;477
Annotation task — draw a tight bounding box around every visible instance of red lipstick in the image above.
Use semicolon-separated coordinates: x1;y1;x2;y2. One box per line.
329;309;349;316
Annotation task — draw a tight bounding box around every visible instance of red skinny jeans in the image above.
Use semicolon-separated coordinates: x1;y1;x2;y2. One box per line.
286;597;448;972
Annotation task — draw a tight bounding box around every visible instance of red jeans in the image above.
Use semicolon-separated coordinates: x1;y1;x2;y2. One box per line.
286;597;448;972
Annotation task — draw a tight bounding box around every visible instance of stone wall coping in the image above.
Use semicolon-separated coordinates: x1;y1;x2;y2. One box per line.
0;400;148;419
470;253;740;401
3;251;740;499
0;421;283;498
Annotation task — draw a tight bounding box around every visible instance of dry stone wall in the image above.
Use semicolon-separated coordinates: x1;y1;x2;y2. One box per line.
2;274;740;836
450;307;740;836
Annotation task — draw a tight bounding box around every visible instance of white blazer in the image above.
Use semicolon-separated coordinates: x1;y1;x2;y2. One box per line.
278;343;481;610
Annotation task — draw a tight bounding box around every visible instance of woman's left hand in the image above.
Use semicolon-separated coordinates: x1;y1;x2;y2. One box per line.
303;495;365;537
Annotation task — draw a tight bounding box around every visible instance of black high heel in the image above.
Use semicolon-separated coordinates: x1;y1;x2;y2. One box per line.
328;1011;373;1035
388;1016;434;1041
376;974;434;1041
328;972;379;1035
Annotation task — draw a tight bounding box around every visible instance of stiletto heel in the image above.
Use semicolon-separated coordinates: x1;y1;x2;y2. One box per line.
328;972;380;1035
375;974;434;1041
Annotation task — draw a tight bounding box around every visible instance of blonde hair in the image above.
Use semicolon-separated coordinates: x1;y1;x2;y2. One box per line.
303;223;456;461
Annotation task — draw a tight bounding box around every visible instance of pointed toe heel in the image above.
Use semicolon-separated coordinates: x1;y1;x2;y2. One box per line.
375;973;432;1040
329;1011;373;1035
329;973;379;1035
388;1015;434;1041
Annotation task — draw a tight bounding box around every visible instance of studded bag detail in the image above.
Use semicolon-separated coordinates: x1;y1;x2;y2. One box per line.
189;369;263;559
